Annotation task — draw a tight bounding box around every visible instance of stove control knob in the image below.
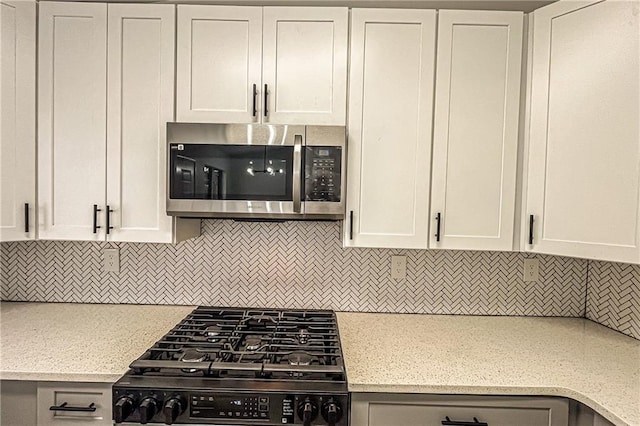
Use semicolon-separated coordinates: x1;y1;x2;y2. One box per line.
139;396;160;424
321;399;343;426
114;395;136;424
297;397;318;426
163;397;185;425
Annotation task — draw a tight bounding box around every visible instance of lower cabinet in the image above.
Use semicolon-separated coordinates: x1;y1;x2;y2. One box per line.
568;400;616;426
592;415;615;426
37;382;112;426
351;394;569;426
0;380;37;426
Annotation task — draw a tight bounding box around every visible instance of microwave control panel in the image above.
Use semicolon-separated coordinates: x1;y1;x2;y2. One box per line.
304;146;342;202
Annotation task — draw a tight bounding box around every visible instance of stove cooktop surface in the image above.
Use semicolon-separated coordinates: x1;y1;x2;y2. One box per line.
126;306;345;382
113;306;348;425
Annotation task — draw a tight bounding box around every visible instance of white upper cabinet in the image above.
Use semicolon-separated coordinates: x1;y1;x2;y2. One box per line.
176;6;262;124
524;0;640;263
430;10;523;251
345;9;436;249
176;5;347;125
38;1;107;241
0;0;36;242
106;4;175;243
38;2;198;243
262;7;347;125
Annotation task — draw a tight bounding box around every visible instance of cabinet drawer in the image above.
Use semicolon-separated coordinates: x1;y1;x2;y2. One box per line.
352;394;569;426
37;382;111;426
368;403;560;426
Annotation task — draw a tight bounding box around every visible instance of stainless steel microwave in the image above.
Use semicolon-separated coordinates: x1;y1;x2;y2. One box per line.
166;123;346;220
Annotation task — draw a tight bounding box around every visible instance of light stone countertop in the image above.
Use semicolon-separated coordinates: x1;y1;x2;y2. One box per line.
0;302;194;383
336;312;640;426
1;304;638;425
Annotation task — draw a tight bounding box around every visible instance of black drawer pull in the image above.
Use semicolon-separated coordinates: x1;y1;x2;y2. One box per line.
442;417;488;426
528;214;534;245
49;402;97;412
435;212;441;242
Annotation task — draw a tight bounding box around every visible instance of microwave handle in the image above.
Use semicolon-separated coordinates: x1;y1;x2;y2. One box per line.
292;134;303;213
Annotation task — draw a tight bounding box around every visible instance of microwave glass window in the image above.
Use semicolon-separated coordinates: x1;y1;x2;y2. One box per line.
170;145;294;200
304;146;341;202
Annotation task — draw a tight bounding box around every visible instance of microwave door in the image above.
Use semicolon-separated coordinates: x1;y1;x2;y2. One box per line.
169;145;296;216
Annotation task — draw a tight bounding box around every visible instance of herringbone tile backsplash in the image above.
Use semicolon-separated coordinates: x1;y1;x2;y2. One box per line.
1;220;588;317
587;261;640;340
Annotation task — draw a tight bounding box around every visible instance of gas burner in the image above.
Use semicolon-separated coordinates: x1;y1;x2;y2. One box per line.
296;328;310;344
287;351;315;378
244;335;262;351
287;351;313;366
244;313;276;329
181;350;207;363
203;325;223;341
180;350;207;373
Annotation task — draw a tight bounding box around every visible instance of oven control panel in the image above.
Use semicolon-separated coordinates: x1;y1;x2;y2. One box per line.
190;394;272;420
113;387;348;425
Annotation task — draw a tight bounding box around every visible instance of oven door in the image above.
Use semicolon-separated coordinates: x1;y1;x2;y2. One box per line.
167;123;304;218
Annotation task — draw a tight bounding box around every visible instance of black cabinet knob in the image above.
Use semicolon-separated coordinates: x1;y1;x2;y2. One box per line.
139;396;159;424
114;395;135;424
163;397;184;425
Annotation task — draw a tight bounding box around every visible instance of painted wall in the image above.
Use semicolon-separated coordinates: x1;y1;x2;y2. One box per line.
0;220;637;340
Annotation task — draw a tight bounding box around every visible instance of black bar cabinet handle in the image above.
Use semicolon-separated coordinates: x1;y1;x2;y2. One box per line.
24;203;29;233
528;214;534;245
92;205;101;234
263;83;268;117
252;83;257;117
106;205;113;235
435;212;441;242
442;416;488;426
349;210;354;240
49;402;97;413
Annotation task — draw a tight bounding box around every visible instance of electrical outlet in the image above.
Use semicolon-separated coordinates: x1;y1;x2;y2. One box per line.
104;248;120;273
523;258;539;282
391;255;407;280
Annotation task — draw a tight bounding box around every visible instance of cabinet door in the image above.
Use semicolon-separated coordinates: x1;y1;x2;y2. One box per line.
345;9;436;249
1;380;37;426
0;0;36;242
262;7;348;125
106;4;175;243
430;10;523;251
524;0;640;263
176;5;262;123
38;2;107;241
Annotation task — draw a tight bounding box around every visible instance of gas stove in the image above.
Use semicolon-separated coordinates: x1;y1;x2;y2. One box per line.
113;307;348;425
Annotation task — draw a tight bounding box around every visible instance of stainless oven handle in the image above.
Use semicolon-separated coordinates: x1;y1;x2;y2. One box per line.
293;134;303;213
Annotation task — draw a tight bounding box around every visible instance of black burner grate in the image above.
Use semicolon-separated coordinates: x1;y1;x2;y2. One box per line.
129;307;346;382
